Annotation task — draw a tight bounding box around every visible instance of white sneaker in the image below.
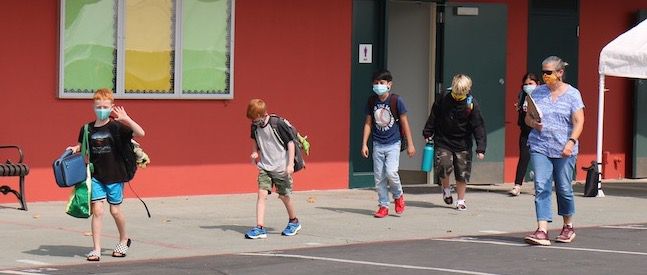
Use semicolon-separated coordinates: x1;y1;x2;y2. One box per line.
509;185;521;196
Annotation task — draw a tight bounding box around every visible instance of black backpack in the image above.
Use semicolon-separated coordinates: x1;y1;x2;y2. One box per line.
109;122;137;182
368;93;407;152
582;161;600;197
253;115;306;172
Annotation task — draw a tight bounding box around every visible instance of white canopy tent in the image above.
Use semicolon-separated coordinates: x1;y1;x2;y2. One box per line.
597;18;647;197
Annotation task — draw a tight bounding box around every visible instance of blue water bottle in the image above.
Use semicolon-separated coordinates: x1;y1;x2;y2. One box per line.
421;142;434;172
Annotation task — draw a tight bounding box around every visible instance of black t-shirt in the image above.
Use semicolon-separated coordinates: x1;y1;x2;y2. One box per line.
78;120;133;184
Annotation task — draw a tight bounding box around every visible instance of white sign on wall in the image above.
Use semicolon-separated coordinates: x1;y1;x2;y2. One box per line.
359;44;372;63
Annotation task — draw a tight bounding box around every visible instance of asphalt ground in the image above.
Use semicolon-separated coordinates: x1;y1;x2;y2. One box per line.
6;223;647;275
1;181;646;274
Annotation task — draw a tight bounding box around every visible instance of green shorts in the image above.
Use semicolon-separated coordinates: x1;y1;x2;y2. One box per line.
258;169;293;196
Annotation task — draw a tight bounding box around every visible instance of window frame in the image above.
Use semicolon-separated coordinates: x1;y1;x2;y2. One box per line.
58;0;235;100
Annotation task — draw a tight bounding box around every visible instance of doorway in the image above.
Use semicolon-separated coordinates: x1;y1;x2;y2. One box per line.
349;0;509;187
386;0;437;185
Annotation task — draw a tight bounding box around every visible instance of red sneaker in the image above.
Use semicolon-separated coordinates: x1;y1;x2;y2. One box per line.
555;225;576;243
394;196;405;214
373;206;389;218
524;229;551;246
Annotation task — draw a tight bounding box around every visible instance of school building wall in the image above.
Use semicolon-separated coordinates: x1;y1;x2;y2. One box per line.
0;0;352;204
578;0;647;179
462;0;647;182
2;0;646;205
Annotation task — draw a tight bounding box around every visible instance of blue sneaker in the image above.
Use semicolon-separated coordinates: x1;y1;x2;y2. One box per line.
245;226;267;239
281;221;302;236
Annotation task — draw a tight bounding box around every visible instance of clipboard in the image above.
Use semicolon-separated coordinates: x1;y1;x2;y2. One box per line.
525;94;543;122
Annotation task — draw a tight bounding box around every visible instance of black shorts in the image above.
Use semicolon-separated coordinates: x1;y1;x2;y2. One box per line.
435;147;472;182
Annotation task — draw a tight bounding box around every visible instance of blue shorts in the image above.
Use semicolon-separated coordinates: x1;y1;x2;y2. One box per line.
91;178;124;205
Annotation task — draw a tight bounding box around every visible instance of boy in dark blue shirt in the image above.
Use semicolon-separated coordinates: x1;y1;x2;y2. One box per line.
361;69;416;218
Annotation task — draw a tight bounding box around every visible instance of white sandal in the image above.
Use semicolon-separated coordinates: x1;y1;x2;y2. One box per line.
112;238;131;257
455;201;467;211
86;250;101;261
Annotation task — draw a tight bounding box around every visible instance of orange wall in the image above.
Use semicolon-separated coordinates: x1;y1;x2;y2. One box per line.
0;0;352;203
578;1;647;179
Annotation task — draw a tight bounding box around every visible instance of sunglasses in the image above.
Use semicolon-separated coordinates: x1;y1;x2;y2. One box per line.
542;70;558;75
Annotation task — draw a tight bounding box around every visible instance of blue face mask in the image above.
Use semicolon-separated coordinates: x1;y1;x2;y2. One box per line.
523;84;537;94
372;84;390;95
95;108;111;121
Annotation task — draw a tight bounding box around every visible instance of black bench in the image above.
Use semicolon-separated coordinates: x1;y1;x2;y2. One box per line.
0;145;29;210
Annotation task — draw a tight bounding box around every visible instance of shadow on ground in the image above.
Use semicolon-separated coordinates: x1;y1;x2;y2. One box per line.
23;245;96;258
316;207;375;217
199;225;275;234
573;182;647;199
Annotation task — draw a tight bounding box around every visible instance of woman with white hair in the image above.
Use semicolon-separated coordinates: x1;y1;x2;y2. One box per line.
524;56;584;246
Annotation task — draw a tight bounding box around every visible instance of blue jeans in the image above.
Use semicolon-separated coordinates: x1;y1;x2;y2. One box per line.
531;152;576;222
372;141;403;207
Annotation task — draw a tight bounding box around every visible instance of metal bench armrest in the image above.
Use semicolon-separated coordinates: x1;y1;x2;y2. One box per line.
0;145;25;163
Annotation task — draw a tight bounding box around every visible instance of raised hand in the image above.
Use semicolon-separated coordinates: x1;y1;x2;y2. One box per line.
112;106;131;122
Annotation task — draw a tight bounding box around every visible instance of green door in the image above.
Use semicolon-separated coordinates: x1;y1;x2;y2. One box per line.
349;0;386;188
527;0;579;87
442;2;507;184
633;10;647;178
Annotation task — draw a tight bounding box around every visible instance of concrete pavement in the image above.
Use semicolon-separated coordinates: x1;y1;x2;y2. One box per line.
1;182;646;270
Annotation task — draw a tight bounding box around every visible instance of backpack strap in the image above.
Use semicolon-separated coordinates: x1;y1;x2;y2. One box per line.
389;93;400;121
267;115;294;150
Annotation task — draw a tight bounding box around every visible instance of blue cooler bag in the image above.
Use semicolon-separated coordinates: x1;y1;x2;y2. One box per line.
53;150;87;187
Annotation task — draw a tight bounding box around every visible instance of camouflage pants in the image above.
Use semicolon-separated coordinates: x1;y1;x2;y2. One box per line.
435;147;472;182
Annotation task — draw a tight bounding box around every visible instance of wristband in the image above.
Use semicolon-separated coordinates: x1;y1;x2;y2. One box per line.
568;138;577;145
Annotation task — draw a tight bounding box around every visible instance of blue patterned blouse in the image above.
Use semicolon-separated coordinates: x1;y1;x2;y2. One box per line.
527;84;584;158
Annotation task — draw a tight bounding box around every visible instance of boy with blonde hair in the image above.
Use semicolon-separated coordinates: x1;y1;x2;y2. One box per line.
422;74;486;210
245;99;301;239
67;88;145;261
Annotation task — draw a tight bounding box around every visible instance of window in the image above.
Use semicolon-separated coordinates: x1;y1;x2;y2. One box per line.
59;0;234;99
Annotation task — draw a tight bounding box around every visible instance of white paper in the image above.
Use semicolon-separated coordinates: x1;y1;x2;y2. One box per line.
526;94;543;121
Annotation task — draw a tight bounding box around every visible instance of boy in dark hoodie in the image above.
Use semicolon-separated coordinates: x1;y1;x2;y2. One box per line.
422;74;486;210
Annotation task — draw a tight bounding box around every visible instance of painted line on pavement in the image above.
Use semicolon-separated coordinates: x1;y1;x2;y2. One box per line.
478;230;509;234
15;260;48;266
600;225;647;230
436;238;526;247
0;271;48;275
436;237;647;256
239;252;501;275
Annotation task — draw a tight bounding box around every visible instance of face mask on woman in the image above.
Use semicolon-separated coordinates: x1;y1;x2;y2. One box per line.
523;84;537;94
543;73;559;85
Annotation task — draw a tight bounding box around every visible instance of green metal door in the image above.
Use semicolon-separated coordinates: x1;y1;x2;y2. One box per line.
442;2;507;184
633;11;647;178
349;0;385;188
527;0;579;87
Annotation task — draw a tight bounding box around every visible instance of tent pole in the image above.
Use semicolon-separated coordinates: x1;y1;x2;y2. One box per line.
596;74;606;197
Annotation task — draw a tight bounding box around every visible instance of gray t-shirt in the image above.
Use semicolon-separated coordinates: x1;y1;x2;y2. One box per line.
255;124;288;172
